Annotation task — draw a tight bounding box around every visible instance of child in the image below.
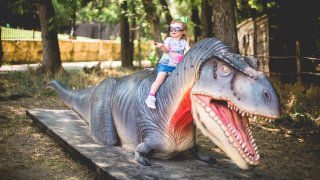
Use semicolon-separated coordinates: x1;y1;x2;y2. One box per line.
145;17;190;109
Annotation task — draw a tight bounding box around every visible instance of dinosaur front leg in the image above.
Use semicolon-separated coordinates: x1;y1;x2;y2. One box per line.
134;143;152;166
134;135;170;166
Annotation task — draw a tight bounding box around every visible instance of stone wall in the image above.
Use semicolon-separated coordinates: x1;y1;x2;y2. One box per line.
2;39;154;63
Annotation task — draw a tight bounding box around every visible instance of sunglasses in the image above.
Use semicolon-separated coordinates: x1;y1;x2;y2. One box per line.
169;27;184;32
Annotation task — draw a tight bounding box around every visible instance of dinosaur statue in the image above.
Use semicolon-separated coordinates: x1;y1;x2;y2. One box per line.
45;38;280;170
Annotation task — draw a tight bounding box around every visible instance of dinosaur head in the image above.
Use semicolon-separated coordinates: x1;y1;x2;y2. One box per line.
191;58;280;170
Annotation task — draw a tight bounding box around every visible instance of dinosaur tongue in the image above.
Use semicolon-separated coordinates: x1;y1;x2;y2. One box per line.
196;95;257;158
210;101;255;156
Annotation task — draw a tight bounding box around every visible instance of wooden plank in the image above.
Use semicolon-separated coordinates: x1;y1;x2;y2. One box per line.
26;109;273;180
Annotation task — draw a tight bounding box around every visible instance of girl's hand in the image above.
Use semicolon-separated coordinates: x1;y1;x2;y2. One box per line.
154;42;164;48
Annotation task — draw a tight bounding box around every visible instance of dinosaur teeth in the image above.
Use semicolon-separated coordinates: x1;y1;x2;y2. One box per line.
228;136;234;143
221;125;227;131
233;142;238;148
194;94;262;164
205;106;211;112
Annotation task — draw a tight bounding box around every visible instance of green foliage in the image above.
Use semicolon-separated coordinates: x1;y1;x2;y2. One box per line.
147;51;158;67
52;0;76;30
5;0;35;14
172;0;199;37
236;0;279;23
270;77;320;128
77;1;120;24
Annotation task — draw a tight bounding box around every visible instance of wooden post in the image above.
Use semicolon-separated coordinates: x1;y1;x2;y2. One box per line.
296;41;301;82
0;27;3;67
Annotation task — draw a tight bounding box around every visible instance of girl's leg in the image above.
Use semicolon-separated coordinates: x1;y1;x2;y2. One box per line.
145;72;168;109
149;72;168;95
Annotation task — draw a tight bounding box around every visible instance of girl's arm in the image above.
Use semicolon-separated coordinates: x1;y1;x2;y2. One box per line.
155;42;169;53
155;37;170;53
184;42;190;54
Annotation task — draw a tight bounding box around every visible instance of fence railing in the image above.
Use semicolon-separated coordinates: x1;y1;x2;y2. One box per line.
1;27;42;40
245;41;320;80
1;26;93;40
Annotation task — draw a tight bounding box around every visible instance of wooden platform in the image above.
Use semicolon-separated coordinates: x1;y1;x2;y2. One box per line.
26;109;273;180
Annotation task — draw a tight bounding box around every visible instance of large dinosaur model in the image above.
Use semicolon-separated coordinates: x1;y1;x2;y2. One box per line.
45;38;280;170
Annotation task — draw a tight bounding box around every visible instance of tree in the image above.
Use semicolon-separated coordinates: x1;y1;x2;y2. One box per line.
200;0;213;39
190;0;201;42
141;0;161;42
36;0;63;74
159;0;172;25
0;27;3;67
120;0;134;68
212;0;239;52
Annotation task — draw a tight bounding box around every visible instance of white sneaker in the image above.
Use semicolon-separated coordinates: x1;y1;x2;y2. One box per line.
145;96;156;109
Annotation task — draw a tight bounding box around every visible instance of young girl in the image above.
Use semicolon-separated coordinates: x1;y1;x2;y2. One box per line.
145;18;190;109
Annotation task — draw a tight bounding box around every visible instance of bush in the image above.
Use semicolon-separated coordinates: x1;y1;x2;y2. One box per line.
271;77;320;128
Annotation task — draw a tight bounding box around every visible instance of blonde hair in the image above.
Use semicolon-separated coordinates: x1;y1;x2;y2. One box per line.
170;19;188;40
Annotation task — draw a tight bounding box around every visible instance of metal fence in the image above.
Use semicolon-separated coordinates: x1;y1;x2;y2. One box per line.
0;26;92;40
1;27;42;40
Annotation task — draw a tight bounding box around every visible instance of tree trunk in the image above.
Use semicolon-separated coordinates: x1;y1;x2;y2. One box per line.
191;0;201;42
159;0;172;25
0;27;3;67
201;0;213;39
36;0;63;75
120;0;133;68
141;0;161;42
212;0;239;52
128;0;136;67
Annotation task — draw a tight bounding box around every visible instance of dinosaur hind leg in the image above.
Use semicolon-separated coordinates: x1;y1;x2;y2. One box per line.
89;78;119;146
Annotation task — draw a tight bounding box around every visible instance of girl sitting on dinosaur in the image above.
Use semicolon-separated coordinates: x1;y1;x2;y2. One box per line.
145;16;190;109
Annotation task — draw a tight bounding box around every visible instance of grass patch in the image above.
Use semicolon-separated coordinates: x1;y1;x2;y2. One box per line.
270;77;320;128
0;67;136;98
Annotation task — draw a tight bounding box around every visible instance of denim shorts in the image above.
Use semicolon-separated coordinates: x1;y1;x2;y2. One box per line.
157;63;175;73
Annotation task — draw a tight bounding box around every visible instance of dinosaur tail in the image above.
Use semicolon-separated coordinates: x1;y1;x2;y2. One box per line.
44;80;95;122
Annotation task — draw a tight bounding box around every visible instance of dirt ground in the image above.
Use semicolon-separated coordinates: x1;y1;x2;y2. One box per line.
0;85;319;179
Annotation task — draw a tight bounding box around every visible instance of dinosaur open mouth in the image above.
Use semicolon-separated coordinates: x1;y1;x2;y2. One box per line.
192;93;264;166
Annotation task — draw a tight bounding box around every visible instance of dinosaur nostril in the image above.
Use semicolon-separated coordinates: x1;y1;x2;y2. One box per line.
263;90;271;101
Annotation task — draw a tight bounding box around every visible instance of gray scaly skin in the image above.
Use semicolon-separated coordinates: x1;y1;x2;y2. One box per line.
45;38;280;170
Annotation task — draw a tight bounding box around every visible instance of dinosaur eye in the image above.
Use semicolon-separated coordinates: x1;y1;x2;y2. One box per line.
217;65;231;76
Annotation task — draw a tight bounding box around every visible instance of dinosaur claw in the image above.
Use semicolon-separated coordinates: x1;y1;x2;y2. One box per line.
134;152;151;166
135;156;151;166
